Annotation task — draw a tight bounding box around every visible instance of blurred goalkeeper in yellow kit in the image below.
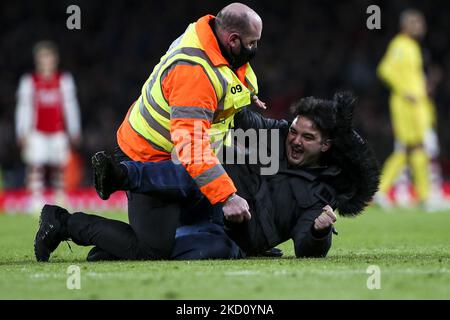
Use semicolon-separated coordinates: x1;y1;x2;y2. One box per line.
376;9;432;207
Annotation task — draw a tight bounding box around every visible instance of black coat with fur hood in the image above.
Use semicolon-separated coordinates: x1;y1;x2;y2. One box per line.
224;94;380;257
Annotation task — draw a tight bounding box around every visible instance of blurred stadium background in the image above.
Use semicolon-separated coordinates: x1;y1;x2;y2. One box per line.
1;0;450;301
1;0;450;212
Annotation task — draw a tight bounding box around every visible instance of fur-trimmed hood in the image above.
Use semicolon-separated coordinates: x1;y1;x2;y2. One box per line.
325;92;380;216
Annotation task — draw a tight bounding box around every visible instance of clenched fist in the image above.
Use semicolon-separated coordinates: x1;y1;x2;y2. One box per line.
223;193;251;223
314;205;337;231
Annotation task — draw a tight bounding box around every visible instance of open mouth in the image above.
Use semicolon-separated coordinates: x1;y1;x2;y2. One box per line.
290;147;304;159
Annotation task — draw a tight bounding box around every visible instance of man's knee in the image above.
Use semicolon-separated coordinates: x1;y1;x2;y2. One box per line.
204;236;241;259
128;192;181;259
171;235;234;260
172;224;243;260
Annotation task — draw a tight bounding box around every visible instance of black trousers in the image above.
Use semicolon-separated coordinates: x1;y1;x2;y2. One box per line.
66;146;182;259
67;191;181;260
66;146;237;260
66;192;243;260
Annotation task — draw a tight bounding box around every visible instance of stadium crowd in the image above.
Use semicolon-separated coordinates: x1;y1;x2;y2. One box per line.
1;0;449;189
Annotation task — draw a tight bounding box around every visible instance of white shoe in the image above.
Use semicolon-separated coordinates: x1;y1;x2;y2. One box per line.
28;194;45;216
374;192;393;210
424;196;450;212
394;188;414;208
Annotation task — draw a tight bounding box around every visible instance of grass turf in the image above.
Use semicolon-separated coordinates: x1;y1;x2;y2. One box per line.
0;207;449;299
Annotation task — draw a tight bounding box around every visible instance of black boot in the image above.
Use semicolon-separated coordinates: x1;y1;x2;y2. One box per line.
34;204;70;262
92;151;127;200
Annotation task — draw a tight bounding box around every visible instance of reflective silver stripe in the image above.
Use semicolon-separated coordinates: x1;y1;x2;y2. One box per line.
171;106;214;122
138;99;171;141
147;47;228;105
145;86;170;119
151;60;200;111
217;95;225;111
159;60;217;109
127;110;167;152
160;60;200;84
168;31;185;51
178;48;228;102
193;164;226;187
211;140;223;149
245;76;256;94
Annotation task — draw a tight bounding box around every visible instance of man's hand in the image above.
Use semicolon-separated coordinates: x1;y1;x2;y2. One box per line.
223;193;251;223
314;205;337;231
252;95;267;110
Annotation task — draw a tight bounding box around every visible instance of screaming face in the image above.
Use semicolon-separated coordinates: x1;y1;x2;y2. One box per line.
285;116;331;167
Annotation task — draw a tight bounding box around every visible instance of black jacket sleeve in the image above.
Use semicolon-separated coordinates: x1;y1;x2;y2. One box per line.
234;107;289;131
290;205;333;258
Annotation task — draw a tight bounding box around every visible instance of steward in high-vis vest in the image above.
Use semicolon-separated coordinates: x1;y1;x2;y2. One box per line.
33;3;269;263
117;12;262;209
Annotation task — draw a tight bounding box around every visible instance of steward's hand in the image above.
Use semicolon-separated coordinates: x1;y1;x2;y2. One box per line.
252;95;267;110
314;205;337;231
223;193;251;223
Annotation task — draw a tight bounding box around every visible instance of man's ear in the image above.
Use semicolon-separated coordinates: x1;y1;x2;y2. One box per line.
321;139;332;152
228;33;240;48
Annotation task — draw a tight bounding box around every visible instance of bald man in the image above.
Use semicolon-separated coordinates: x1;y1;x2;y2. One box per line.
35;3;268;262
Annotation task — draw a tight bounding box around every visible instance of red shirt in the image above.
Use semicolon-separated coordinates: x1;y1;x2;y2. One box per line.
32;72;65;133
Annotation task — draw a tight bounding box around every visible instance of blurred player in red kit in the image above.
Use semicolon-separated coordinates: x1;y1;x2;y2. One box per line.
15;41;81;212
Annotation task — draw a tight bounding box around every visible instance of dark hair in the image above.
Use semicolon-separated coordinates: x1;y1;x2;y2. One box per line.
32;40;59;57
291;92;380;216
400;8;424;27
290;96;336;139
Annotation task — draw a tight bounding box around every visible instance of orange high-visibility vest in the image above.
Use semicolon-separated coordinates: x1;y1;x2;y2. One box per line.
117;15;259;204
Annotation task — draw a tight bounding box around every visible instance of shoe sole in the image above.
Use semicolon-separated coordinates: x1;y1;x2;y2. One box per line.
92;153;109;200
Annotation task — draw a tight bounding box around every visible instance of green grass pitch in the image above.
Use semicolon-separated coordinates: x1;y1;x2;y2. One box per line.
0;207;449;299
